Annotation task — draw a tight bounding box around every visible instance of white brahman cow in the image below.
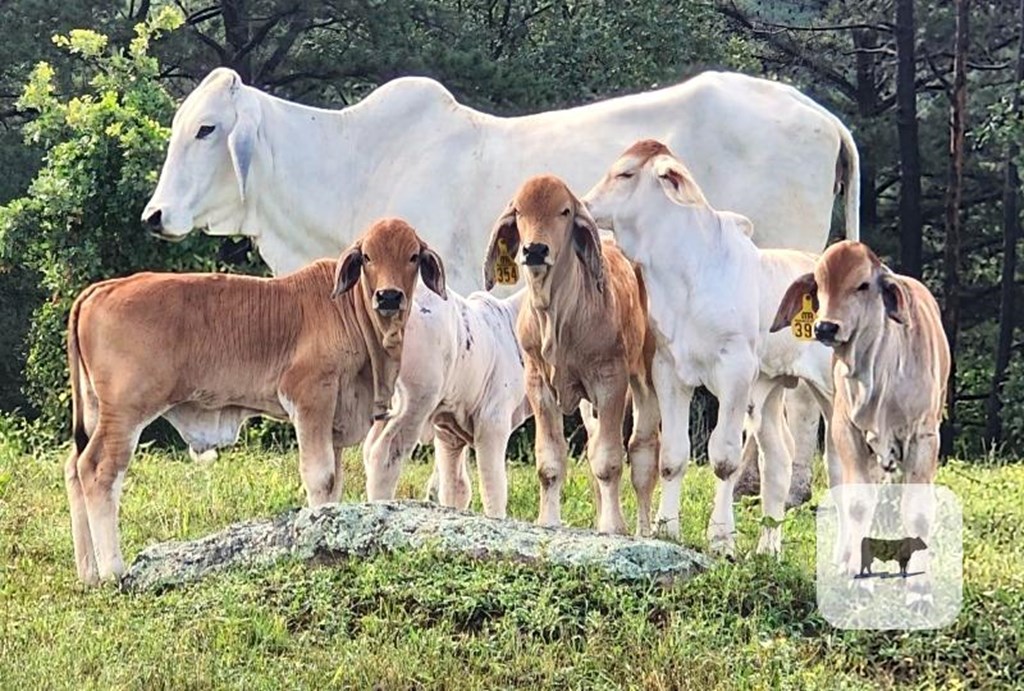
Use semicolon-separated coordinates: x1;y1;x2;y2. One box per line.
583;140;835;555
142;67;860;501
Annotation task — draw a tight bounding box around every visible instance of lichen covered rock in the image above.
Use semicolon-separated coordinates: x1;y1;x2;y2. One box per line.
121;501;711;592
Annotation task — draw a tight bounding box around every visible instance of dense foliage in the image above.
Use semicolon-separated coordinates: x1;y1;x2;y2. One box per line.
0;9;229;434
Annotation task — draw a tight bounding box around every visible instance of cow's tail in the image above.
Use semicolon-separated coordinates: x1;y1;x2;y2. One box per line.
838;123;861;243
68;286;96;455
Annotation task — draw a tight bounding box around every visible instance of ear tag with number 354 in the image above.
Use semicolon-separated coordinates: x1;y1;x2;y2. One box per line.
494;238;519;285
790;294;816;341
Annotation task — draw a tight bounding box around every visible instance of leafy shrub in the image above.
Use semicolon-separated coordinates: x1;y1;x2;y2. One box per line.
0;9;240;439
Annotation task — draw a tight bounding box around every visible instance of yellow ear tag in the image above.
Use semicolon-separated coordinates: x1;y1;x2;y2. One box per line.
790;294;816;341
494;238;519;285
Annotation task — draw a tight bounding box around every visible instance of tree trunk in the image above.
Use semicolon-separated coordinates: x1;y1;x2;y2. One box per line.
895;0;923;278
984;0;1024;445
220;0;252;83
941;0;970;457
854;28;880;235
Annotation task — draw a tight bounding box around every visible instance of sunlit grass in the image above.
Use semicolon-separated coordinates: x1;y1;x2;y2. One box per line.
1;436;1021;689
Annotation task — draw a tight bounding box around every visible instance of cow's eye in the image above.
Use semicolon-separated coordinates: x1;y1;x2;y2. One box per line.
363;254;371;263
617;172;634;179
195;124;216;140
560;208;571;217
857;282;870;292
409;253;419;263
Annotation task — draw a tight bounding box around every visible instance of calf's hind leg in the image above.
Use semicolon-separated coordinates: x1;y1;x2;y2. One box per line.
65;446;98;585
628;378;660;537
706;361;756;556
77;420;136;583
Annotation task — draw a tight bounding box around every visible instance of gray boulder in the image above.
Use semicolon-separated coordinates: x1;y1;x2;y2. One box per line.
120;501;712;592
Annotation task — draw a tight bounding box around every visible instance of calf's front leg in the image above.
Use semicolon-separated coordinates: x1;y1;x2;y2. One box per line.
588;372;629;535
652;348;693;539
526;364;568;528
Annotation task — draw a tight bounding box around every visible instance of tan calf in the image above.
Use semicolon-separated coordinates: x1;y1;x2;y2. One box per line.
65;218;445;585
484;174;659;535
773;240;950;603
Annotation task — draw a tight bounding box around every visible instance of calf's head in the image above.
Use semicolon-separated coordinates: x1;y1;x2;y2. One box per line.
142;68;260;240
484;174;604;304
332;217;447;322
581;139;711;255
771;240;910;347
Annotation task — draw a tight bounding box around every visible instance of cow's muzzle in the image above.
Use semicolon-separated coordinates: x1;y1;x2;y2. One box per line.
374;288;404;317
522;243;550;267
814;320;840;345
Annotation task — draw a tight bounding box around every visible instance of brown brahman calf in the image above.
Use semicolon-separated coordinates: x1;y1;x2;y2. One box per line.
65;218;445;585
484;174;659;535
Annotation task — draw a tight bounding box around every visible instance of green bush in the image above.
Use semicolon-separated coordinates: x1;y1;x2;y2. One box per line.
0;9;236;439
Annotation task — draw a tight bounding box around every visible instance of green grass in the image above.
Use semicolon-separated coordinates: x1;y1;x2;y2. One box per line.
1;437;1022;689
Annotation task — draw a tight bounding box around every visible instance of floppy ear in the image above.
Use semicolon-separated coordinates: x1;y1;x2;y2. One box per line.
332;242;363;299
770;273;818;333
721;210;755;238
652;155;709;207
572;203;606;293
880;273;910;324
228;93;260;202
419;245;447;299
483;202;520;291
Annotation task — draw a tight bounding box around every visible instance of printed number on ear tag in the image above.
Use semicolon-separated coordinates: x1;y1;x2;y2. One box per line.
494;238;519;285
790;294;816;341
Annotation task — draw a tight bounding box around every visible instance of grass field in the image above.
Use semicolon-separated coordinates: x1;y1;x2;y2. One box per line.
1;435;1022;689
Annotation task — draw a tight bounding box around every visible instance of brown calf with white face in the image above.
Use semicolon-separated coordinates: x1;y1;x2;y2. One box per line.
483;174;659;535
65;218;445;585
772;240;949;598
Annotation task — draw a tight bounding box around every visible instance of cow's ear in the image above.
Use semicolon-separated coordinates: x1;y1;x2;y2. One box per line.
771;273;817;332
228;98;261;202
572;202;606;293
652;155;708;206
332;242;363;299
880;273;910;324
419;245;447;300
483;201;520;291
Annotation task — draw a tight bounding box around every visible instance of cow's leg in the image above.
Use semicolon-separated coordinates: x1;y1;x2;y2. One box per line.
435;431;470;510
783;381;819;507
65;445;98;585
832;415;877;575
706;359;756;556
628;378;660;537
588;373;629;535
363;398;435;502
78;421;135;583
652;348;693;540
527;364;567;528
732;435;762;499
902;432;939;609
473;416;511;519
751;380;792;556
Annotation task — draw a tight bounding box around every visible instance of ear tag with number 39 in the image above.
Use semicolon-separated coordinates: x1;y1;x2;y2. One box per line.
494;238;519;285
790;294;816;341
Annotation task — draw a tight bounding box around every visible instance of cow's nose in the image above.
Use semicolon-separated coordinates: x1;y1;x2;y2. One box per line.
375;289;403;311
522;243;549;266
814;321;840;343
144;209;163;231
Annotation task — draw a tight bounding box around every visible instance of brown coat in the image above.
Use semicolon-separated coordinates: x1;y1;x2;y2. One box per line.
65;218;445;585
484;174;659;536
